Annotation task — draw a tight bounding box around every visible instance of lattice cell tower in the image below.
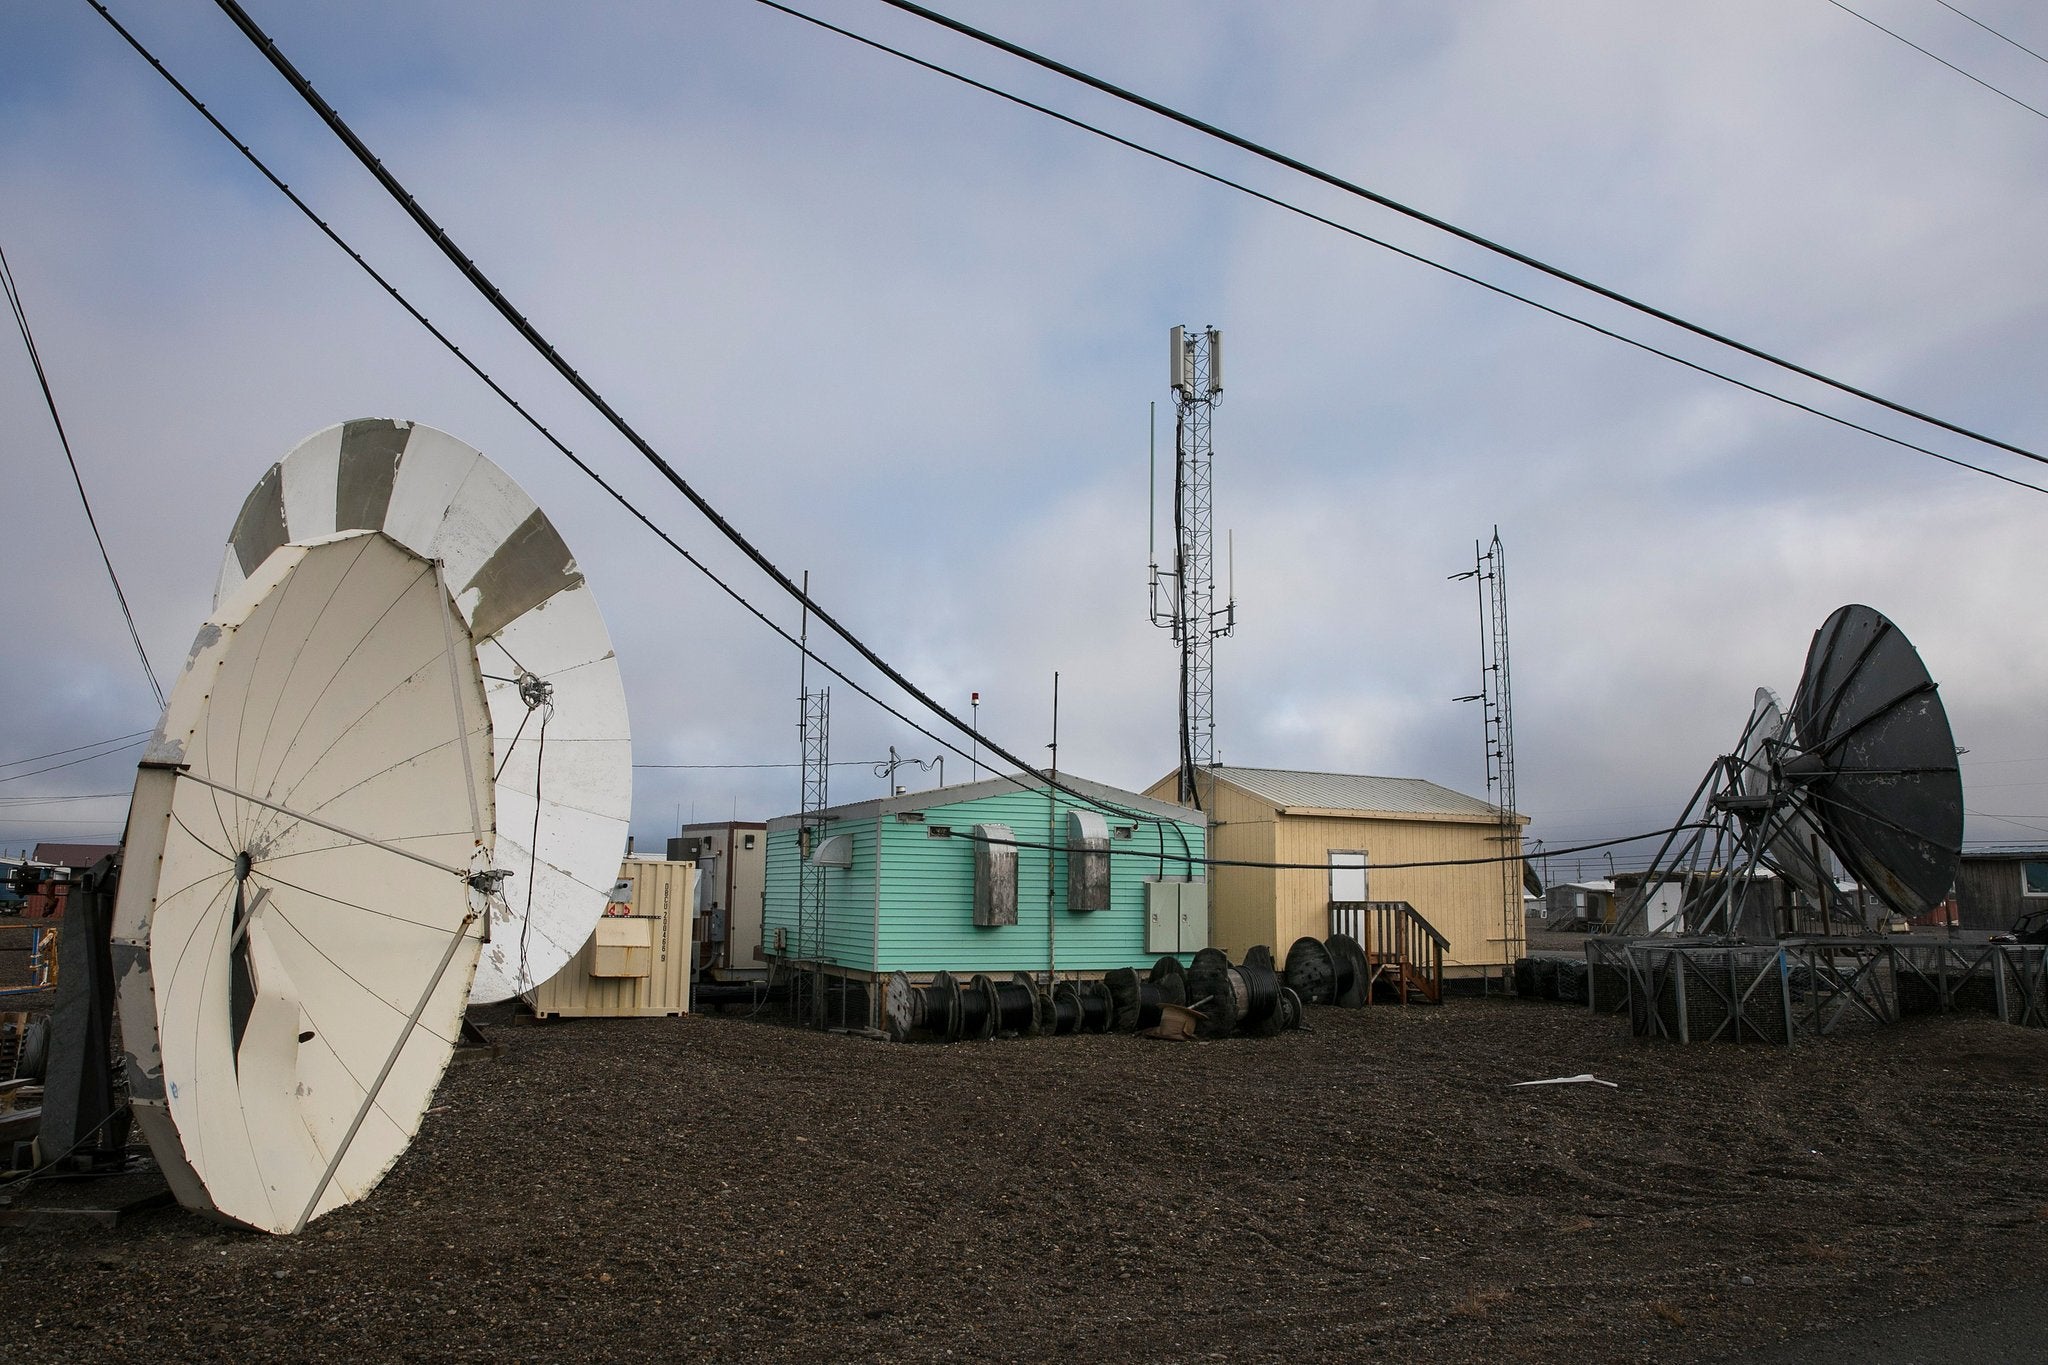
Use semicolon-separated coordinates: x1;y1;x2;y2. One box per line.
1453;527;1523;974
795;573;832;1027
1150;325;1237;807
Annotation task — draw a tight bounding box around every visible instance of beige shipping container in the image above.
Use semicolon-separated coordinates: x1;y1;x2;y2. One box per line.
527;858;695;1018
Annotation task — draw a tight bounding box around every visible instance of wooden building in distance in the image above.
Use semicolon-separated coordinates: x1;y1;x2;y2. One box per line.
1955;846;2048;933
1144;766;1528;981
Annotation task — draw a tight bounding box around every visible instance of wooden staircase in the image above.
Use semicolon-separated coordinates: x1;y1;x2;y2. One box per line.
1330;900;1447;1004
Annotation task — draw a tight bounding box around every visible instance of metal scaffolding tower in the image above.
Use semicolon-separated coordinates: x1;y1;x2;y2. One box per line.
1150;325;1236;807
1455;528;1522;977
795;573;832;1028
795;684;830;1025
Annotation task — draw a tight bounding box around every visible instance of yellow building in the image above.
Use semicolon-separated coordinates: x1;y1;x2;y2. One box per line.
1144;767;1529;981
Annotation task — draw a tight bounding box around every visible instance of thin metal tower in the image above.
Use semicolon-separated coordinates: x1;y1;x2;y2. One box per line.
1454;528;1522;977
1150;325;1236;807
795;571;831;1028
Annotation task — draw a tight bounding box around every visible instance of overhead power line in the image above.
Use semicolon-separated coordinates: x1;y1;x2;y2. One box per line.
0;792;131;805
200;0;1083;796
865;0;2048;471
88;1;1176;841
0;730;151;770
0;738;147;786
1;244;165;708
1938;1;2048;67
1828;0;2048;122
746;0;2045;495
634;760;891;770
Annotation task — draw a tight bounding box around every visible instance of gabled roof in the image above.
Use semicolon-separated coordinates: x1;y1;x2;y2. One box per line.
1198;766;1519;824
768;772;1202;832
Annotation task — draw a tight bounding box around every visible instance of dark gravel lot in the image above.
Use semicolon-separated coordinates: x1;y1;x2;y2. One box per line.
4;996;2047;1362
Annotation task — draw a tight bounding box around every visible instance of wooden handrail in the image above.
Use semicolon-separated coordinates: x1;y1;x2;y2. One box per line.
1330;900;1445;1004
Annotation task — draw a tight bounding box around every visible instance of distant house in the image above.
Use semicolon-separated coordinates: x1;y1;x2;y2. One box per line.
762;774;1208;1026
1955;848;2048;932
1143;766;1528;981
1544;879;1616;929
12;843;118;919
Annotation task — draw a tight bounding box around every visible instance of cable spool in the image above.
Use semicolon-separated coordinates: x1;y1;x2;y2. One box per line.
928;971;964;1041
1185;953;1240;1039
1104;967;1165;1032
1016;972;1054;1036
1074;979;1115;1033
955;973;999;1041
883;970;933;1043
1276;986;1306;1032
1325;933;1371;1008
982;973;1039;1037
1149;956;1188;1007
1284;936;1336;1005
1243;944;1276;972
1048;980;1083;1035
1237;958;1284;1037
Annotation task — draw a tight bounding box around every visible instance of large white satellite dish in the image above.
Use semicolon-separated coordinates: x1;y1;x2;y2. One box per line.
215;420;632;1001
112;531;496;1233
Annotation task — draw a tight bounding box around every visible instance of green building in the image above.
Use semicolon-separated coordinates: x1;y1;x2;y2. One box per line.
762;774;1209;1003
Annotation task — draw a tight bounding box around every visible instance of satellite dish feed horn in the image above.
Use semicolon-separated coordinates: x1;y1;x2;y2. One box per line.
113;531;497;1233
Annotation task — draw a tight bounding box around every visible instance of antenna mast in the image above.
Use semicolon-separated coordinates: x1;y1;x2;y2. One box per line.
1149;325;1236;807
1454;529;1522;980
796;570;832;1028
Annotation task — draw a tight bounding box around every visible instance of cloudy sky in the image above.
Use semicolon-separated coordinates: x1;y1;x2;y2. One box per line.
4;0;2046;877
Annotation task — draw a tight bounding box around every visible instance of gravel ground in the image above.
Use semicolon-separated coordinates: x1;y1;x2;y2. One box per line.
4;996;2047;1362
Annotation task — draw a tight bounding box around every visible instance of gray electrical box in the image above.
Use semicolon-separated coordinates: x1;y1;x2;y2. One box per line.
973;823;1018;927
1145;879;1209;954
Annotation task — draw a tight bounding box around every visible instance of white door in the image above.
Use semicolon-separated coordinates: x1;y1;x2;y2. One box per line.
1329;851;1369;903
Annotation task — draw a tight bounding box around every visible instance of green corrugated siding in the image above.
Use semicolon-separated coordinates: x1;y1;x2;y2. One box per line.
766;788;1205;976
762;819;880;972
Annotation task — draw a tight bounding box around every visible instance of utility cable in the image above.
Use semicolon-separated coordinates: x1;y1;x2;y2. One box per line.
82;1;986;783
1937;0;2048;68
865;0;2048;471
1828;0;2048;121
1;244;165;708
955;822;1702;874
634;759;892;770
91;1;1199;842
0;731;151;770
85;4;1182;853
752;0;2047;496
0;738;148;786
202;0;1098;791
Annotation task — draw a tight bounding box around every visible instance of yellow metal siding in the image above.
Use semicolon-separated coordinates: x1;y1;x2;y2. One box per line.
1268;815;1513;974
1143;773;1524;973
528;858;695;1017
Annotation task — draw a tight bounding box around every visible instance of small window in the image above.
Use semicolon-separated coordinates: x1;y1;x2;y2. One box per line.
2023;862;2048;897
1113;825;1136;840
927;825;953;839
743;833;756;850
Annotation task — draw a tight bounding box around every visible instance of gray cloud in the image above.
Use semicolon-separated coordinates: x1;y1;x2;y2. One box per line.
4;0;2044;865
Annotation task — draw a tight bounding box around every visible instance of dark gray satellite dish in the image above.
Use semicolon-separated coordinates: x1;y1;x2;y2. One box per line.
1608;604;1961;937
1785;605;1963;919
